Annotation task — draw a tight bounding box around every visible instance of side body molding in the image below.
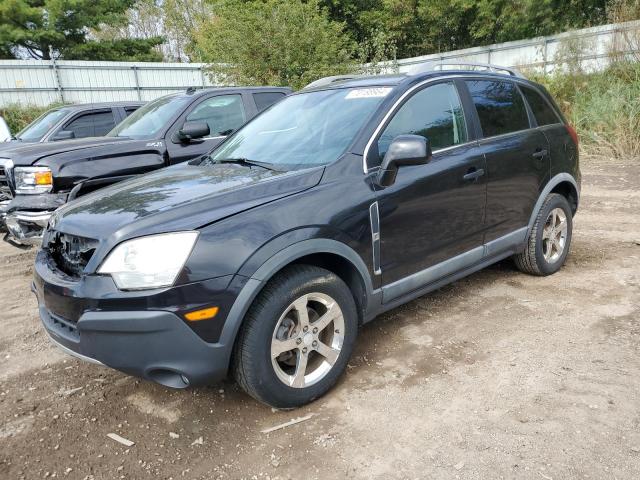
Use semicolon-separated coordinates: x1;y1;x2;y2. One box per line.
527;172;579;236
215;238;376;368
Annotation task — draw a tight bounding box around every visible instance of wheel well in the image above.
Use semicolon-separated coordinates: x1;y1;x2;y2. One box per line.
551;181;578;215
290;253;367;325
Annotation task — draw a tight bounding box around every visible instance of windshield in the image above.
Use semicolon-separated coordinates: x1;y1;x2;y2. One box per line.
108;95;190;139
17;108;70;142
208;87;392;170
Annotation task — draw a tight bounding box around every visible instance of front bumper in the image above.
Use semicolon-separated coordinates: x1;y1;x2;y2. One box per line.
33;250;245;388
3;193;67;247
4;210;53;246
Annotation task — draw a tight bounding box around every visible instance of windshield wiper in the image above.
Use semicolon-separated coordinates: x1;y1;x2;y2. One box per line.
216;157;282;172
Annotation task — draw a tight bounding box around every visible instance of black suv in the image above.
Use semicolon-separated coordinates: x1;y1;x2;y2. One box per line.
1;87;290;245
33;66;580;408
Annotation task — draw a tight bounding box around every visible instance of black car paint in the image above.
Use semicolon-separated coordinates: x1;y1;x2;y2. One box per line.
33;71;581;388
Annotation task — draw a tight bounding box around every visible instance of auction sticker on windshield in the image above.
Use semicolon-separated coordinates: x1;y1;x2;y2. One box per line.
345;87;393;99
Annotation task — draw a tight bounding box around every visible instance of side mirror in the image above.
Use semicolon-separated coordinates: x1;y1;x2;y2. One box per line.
178;121;210;142
376;134;432;187
52;130;75;141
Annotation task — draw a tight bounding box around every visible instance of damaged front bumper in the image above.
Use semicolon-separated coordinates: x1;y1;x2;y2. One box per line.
3;193;67;247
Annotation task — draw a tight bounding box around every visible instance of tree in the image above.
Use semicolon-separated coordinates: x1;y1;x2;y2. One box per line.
193;0;356;89
0;0;163;60
163;0;209;61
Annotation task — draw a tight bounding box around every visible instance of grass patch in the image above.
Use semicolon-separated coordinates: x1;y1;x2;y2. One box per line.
0;104;63;135
531;62;640;160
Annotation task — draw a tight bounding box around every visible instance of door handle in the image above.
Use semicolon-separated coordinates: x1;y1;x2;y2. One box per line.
463;167;485;181
532;149;548;159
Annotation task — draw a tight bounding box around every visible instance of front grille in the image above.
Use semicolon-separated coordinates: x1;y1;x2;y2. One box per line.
45;231;99;278
0;165;11;202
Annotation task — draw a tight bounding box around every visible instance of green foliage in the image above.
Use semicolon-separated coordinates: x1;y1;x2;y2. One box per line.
69;38;164;62
533;62;640;159
318;0;609;59
194;0;356;90
0;0;163;60
0;103;64;134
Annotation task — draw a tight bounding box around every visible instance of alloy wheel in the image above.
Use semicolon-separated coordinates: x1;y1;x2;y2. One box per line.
542;207;568;263
270;292;345;388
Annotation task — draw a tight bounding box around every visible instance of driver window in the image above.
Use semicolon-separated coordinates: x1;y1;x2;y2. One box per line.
376;82;467;164
186;94;246;137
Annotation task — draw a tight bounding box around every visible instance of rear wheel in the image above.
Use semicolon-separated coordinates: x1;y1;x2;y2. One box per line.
233;265;357;408
514;193;573;276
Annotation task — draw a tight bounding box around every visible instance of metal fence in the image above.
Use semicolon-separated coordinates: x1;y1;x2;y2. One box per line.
392;20;640;74
1;20;639;107
0;60;214;107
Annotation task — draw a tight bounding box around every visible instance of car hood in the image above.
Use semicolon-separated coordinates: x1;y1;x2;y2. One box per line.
0;139;31;153
0;136;134;166
53;162;324;248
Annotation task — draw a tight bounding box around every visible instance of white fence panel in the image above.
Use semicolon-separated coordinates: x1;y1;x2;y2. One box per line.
0;60;213;107
393;20;640;75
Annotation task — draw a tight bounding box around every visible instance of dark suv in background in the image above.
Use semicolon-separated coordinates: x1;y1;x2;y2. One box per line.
33;64;580;408
1;87;290;246
0;102;143;153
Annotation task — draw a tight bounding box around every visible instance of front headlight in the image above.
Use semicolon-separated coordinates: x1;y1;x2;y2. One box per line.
14;166;53;194
98;232;199;290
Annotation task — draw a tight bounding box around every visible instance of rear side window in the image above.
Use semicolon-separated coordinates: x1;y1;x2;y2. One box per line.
377;82;467;163
124;107;139;117
253;92;286;112
520;86;560;126
466;80;529;138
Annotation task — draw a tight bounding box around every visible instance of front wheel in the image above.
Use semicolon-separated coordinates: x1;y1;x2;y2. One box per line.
514;193;573;276
233;265;358;408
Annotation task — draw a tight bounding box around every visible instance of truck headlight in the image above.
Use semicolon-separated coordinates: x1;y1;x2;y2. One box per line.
14;166;53;194
98;232;199;290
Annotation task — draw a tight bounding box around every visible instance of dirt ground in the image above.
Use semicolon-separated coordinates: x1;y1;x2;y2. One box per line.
1;159;639;480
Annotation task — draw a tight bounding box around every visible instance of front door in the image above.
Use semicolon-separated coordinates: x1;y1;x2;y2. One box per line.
371;81;488;301
166;94;248;164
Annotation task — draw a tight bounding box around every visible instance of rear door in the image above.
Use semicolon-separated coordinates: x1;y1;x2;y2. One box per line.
165;93;248;165
519;85;573;175
465;79;550;244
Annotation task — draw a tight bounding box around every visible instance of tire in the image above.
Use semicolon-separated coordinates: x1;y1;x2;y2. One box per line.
514;193;573;276
232;265;358;408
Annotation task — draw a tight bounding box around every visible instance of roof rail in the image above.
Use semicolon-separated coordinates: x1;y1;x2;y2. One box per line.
303;75;361;90
408;62;526;79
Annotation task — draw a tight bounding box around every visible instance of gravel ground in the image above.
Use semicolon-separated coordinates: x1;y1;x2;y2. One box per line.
1;159;639;480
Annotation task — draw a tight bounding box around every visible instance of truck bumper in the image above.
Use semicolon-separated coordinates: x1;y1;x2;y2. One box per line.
3;193;66;247
4;210;53;246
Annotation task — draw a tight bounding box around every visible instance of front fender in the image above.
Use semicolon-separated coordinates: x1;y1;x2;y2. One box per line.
213;237;376;369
